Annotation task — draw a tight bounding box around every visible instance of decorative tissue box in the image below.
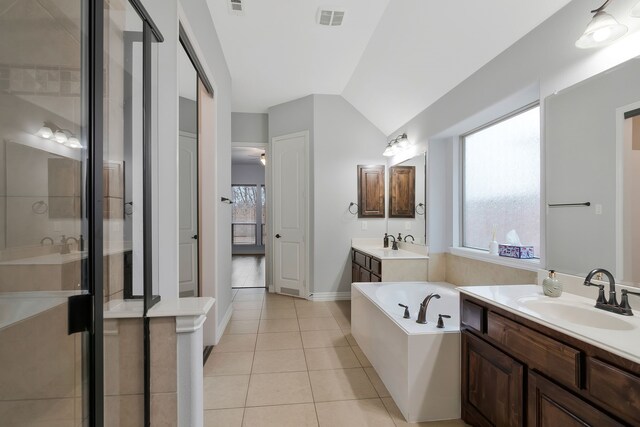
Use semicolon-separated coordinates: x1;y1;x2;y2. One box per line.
498;244;534;259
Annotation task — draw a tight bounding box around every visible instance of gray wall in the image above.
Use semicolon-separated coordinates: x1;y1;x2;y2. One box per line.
179;96;197;134
232;112;268;142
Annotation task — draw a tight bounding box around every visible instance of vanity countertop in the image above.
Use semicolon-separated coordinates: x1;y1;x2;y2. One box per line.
351;243;428;260
458;285;640;365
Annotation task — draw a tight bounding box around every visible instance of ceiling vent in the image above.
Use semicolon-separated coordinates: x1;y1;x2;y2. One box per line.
228;0;244;15
317;8;345;26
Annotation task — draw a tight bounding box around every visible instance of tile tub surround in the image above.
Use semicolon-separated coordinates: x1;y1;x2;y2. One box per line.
441;253;537;286
205;288;469;426
351;282;461;423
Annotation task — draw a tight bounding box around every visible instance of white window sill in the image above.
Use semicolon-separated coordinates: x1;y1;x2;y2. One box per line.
449;247;541;273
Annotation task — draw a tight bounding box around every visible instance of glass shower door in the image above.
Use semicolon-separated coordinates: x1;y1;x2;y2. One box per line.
0;1;93;425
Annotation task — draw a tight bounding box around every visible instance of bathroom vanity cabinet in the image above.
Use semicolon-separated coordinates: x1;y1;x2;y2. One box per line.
460;294;640;427
350;248;428;283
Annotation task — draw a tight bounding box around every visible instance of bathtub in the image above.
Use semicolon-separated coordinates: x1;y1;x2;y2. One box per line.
351;281;460;422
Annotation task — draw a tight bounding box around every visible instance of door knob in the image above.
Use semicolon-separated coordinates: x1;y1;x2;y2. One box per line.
192;235;198;240
275;234;281;238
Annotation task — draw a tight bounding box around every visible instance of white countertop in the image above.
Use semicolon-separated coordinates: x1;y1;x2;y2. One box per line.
458;285;640;365
352;243;428;260
104;297;215;319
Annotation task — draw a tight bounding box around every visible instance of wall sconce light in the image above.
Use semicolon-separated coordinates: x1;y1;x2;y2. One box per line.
260;152;266;166
35;122;82;149
576;0;627;49
383;133;410;157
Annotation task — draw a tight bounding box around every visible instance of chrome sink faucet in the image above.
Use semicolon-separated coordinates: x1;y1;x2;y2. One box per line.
416;293;440;324
583;268;632;315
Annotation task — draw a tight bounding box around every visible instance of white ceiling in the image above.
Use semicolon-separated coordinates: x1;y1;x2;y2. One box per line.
232;146;265;165
208;0;573;134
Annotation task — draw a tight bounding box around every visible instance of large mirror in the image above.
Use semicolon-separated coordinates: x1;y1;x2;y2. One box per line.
387;152;427;245
545;57;640;285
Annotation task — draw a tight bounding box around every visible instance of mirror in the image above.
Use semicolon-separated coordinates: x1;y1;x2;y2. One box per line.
387;152;426;245
545;57;640;284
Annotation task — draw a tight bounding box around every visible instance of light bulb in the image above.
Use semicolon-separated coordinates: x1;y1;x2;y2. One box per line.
53;131;68;144
36;126;53;139
65;137;82;149
576;10;627;49
592;27;611;42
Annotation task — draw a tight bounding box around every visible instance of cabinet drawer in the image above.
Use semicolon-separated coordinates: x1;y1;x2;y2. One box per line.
461;300;484;333
587;357;640;426
370;273;381;282
353;251;369;269
487;312;581;389
370;258;382;275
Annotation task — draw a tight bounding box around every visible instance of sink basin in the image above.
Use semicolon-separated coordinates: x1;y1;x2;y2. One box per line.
517;299;636;331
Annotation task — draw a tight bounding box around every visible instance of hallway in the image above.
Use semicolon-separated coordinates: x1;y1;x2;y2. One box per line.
202;289;467;426
232;255;266;288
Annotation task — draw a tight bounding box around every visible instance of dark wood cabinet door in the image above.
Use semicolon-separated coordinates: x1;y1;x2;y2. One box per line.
528;371;623;427
352;262;360;283
462;331;524;427
359;268;371;282
389;165;415;218
357;165;385;218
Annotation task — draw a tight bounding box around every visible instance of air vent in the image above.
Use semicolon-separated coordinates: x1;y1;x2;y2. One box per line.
228;0;244;15
317;8;345;26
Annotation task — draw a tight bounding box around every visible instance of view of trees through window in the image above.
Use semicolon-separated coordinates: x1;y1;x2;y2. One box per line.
232;185;257;245
462;105;541;256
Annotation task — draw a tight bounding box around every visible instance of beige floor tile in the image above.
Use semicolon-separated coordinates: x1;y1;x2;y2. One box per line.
380;397;469;427
226;320;260;335
260;308;297;320
327;301;351;317
308;368;377;402
301;330;348;348
204;352;254;376
204;408;244;427
242;403;318;427
258;318;300;333
255;332;303;351
204;375;250;410
351;345;372;367
332;312;351;329
234;293;265;302
304;347;361;370
213;334;257;353
234;301;263;310
245;372;313;407
252;349;307;373
298;317;340;331
364;367;391;397
232;310;262;321
236;288;268;295
315;398;395;427
262;299;295;309
296;306;333;318
342;329;359;346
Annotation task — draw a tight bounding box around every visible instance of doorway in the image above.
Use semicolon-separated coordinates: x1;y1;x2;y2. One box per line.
232;144;267;288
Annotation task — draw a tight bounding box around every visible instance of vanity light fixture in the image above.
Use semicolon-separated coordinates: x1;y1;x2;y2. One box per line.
576;0;628;49
35;122;82;148
260;152;266;166
36;126;53;139
65;137;82;149
383;133;410;157
53;131;68;144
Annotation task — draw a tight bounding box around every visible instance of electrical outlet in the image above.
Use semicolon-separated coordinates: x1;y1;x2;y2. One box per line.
361;221;368;230
595;204;603;215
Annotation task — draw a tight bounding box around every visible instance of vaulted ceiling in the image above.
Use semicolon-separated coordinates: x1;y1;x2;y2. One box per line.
208;0;573;135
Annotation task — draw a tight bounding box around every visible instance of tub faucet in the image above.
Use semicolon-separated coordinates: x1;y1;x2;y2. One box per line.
404;234;414;243
388;235;398;250
583;268;622;314
416;293;440;324
60;235;78;254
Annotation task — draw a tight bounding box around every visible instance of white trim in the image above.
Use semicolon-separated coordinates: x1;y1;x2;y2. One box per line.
271;130;311;298
214;303;233;344
308;292;351;301
449;246;540;272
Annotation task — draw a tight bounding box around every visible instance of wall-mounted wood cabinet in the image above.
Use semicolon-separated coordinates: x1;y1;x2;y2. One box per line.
357;165;385;218
389;165;415;218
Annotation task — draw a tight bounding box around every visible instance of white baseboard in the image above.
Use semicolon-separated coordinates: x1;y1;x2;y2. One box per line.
214;303;233;344
308;291;351;301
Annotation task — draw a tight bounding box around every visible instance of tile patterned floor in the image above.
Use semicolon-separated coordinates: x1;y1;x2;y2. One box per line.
204;289;469;427
231;255;266;289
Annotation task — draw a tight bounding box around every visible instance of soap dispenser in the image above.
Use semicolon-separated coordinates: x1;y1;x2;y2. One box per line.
383;233;389;248
543;270;563;297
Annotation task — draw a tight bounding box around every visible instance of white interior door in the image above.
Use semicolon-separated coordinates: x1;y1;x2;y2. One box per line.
272;132;308;298
179;132;199;297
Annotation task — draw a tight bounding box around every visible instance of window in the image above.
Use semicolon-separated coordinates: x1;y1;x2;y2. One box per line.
462;104;540;256
232;185;257;244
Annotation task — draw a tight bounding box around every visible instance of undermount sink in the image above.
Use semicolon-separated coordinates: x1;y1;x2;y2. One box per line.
517;298;636;331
